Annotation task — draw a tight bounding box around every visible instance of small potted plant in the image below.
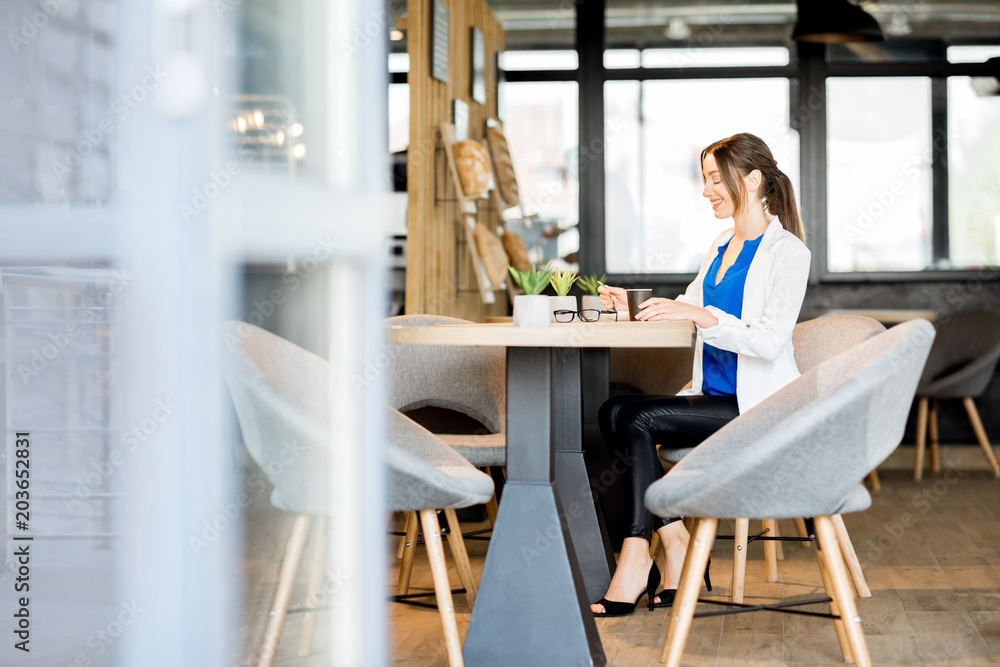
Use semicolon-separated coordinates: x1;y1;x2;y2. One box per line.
508;264;552;328
548;268;578;323
576;273;607;312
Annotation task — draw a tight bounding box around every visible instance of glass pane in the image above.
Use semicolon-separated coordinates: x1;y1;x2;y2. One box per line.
604;81;642;271
389;52;410;73
827;77;932;273
605;49;641;69
388;84;409;153
948;45;1000;63
500;50;578;71
641;47;789;69
606;79;799;275
0;2;116;205
499;82;579;263
948;77;1000;268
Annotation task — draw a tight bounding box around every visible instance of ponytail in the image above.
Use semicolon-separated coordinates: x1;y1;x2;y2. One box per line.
701;133;805;243
762;166;805;242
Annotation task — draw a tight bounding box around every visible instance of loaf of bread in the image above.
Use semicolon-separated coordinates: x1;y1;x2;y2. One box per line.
502;229;531;272
454;140;490;197
473;222;509;287
486;126;519;208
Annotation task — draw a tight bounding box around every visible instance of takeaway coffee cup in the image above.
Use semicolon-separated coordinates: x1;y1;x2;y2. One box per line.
626;289;653;321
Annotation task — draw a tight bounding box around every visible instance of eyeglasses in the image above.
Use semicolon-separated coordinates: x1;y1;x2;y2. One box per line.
553;309;619;323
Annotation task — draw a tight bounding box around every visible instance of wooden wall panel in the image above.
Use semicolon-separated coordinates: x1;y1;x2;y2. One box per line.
406;0;507;321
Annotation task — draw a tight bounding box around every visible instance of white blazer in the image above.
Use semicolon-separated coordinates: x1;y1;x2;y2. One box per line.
675;218;811;414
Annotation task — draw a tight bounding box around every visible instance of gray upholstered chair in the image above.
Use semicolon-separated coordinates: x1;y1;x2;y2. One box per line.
221;321;493;667
386;314;506;470
656;314;887;603
645;319;934;667
913;308;1000;481
386;314;506;592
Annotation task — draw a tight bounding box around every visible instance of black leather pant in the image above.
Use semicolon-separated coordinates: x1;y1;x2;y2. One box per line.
598;394;740;542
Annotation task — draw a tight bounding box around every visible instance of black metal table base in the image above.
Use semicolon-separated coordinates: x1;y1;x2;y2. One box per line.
463;483;605;666
462;347;608;667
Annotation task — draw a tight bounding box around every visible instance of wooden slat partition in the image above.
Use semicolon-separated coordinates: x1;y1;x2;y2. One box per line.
406;0;508;320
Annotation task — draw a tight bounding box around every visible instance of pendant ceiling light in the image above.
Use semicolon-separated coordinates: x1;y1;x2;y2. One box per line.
792;0;885;43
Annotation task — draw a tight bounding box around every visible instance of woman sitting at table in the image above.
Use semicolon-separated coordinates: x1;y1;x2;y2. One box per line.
591;132;810;616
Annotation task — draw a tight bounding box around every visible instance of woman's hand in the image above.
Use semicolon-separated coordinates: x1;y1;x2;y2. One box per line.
597;284;627;312
635;298;718;329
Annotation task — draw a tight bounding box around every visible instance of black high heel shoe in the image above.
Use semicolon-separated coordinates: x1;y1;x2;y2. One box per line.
652;557;712;609
592;561;662;617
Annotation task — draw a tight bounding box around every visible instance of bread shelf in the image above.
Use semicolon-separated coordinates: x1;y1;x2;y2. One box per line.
437;122;507;305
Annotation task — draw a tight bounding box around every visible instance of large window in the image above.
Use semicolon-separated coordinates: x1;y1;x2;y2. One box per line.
827;77;933;273
605;78;799;274
948;76;1000;268
499;22;1000;279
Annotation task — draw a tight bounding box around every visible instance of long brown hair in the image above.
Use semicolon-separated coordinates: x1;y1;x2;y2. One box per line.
700;133;805;242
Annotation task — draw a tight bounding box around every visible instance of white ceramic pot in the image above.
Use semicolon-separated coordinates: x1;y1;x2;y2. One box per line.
549;295;578;323
512;294;551;328
581;295;603;313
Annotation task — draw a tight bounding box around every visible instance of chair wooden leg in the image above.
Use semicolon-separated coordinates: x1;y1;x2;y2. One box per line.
914;397;929;481
397;511;420;594
258;513;312;667
420;509;465;667
397;511;415;560
760;519;778;584
771;519;784;560
867;469;881;492
649;531;664;565
832;514;871;598
484;495;498;528
813;524;853;664
443;508;478;609
964;397;1000;477
660;518;717;667
298;516;328;657
815;516;873;667
929;399;941;473
762;519;779;582
794;517;811;548
731;518;749;604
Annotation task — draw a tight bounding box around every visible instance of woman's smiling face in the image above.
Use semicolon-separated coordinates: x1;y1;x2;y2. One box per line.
702;153;735;219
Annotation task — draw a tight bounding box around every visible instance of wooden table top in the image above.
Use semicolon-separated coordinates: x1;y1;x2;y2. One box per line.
387;320;695;348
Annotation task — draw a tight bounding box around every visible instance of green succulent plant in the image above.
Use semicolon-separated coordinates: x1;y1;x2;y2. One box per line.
508;264;552;295
549;268;578;297
576;273;606;296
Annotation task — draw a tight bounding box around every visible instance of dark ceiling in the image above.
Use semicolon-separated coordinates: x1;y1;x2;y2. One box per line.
474;0;1000;50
